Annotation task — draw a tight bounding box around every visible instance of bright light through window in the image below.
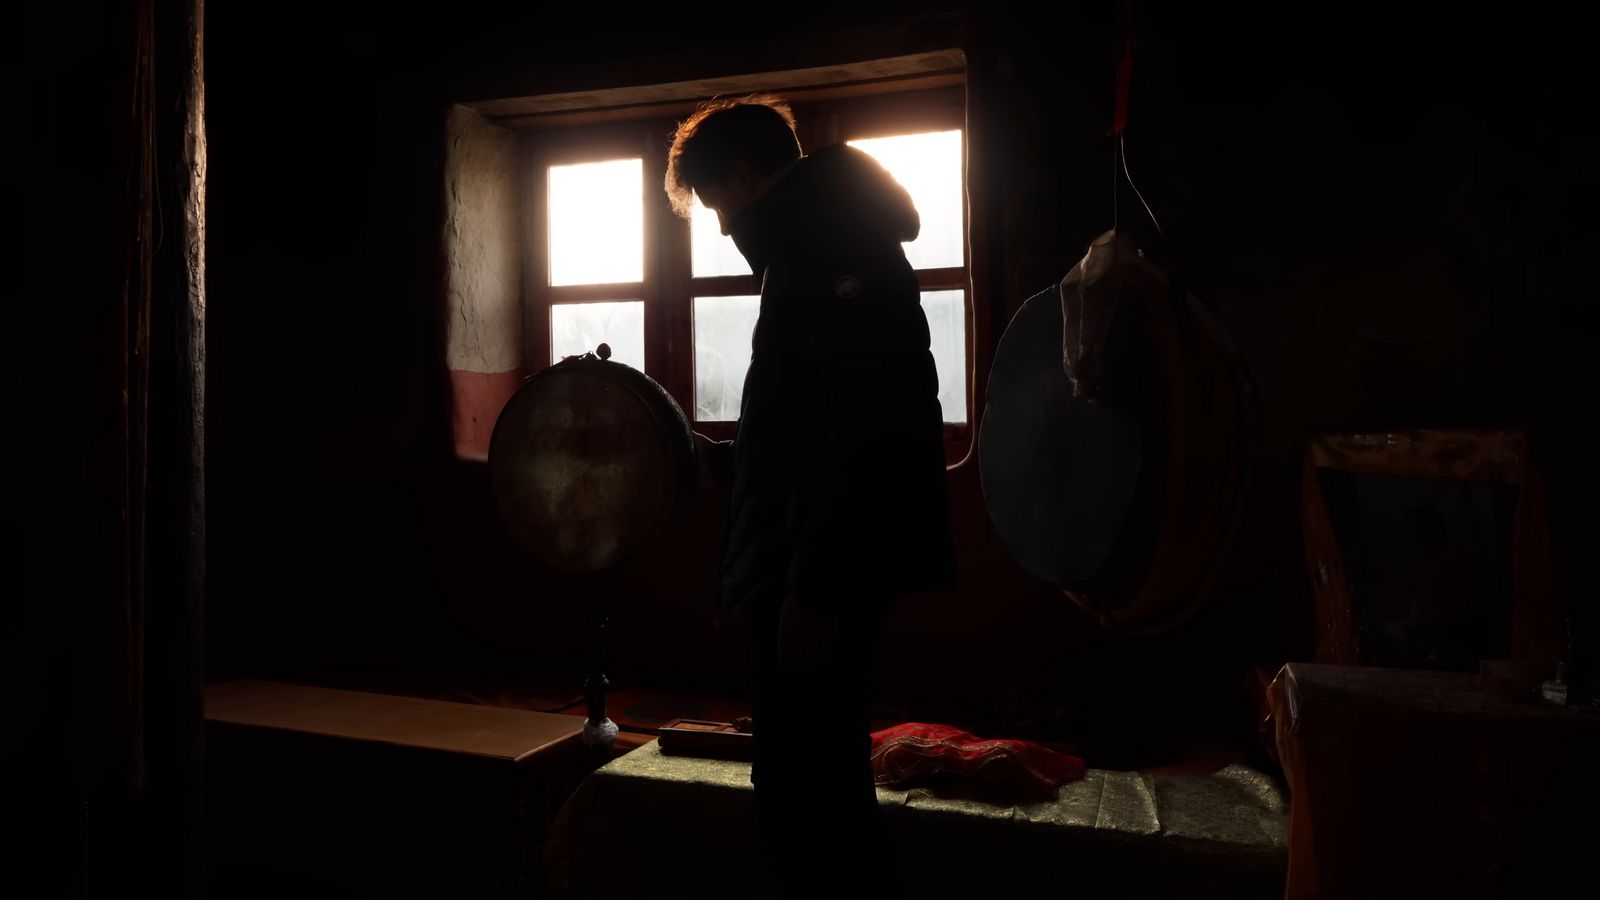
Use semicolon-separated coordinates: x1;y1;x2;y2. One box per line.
551;301;645;370
923;290;967;424
548;159;643;286
693;295;761;421
847;131;963;270
691;198;749;277
689;291;965;425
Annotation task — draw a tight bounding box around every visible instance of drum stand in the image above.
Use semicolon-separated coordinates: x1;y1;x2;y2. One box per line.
581;575;618;751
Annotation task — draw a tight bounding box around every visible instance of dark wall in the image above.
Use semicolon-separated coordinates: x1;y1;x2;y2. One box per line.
988;0;1596;707
203;1;1596;746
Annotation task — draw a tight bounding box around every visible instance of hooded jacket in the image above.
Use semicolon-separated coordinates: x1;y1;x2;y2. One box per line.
712;143;957;614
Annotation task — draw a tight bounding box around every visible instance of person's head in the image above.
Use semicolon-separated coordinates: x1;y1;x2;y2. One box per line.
665;94;802;234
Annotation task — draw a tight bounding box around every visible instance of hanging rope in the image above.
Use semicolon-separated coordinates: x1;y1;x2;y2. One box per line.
1063;0;1175;397
1108;0;1164;242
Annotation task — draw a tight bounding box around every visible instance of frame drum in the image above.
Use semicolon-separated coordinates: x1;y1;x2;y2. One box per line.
981;277;1253;634
488;353;695;574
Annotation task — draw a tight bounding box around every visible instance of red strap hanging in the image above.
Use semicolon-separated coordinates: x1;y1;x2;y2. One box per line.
1109;0;1134;135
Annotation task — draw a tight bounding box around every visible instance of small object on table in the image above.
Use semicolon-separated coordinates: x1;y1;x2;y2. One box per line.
658;717;755;760
1473;658;1534;702
869;722;1086;797
1539;661;1569;707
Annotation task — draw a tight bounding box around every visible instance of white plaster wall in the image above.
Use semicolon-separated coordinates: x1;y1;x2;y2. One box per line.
444;104;522;373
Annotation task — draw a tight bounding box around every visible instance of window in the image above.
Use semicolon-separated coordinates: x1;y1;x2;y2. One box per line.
521;81;972;456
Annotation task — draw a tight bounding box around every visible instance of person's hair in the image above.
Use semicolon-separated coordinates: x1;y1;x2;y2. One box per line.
664;93;802;220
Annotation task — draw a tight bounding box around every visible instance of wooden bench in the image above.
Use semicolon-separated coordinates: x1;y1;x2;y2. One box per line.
207;679;591;899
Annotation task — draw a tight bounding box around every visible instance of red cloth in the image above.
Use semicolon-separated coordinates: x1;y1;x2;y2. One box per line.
869;722;1087;795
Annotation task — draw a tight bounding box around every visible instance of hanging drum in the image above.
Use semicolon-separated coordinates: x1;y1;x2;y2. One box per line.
980;230;1254;634
488;346;696;573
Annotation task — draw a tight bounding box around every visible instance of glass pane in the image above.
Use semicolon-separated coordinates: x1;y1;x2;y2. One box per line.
847;131;964;270
691;198;750;277
551;301;645;370
548;158;642;286
692;295;761;421
922;290;967;424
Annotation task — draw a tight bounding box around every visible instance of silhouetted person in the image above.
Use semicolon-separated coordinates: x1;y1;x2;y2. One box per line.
665;94;955;898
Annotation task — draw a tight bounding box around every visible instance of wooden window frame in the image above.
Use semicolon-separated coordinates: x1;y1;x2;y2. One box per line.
519;81;974;456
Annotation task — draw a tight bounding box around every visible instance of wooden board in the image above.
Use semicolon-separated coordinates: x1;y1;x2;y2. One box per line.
205;679;583;764
470;50;966;124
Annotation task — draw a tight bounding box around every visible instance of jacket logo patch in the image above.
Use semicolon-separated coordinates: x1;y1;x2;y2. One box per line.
835;275;861;298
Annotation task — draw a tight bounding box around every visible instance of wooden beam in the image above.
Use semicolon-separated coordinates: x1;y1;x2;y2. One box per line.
475;53;965;130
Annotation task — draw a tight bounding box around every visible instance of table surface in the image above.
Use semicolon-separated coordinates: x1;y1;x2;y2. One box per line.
1273;662;1600;724
206;679;585;764
546;736;1291;900
601;738;1286;853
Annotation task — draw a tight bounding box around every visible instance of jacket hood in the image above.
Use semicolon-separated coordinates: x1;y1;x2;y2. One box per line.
727;143;920;275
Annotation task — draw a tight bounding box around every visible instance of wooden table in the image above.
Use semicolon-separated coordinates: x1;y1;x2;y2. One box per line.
1269;663;1600;899
207;679;590;899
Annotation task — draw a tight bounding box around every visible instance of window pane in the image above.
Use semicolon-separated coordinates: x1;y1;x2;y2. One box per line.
691;198;750;277
548;158;642;286
692;295;761;421
922;290;967;424
551;301;645;370
847;131;964;270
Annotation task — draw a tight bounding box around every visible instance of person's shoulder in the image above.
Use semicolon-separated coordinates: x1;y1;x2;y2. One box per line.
809;142;882;171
